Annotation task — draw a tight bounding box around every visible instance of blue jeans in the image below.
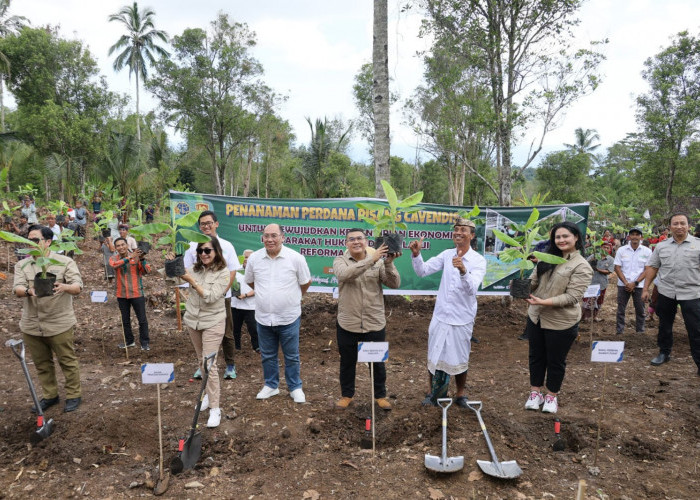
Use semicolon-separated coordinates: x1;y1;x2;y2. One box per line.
257;316;302;391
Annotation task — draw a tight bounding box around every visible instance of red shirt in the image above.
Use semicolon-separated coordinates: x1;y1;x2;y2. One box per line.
109;253;151;299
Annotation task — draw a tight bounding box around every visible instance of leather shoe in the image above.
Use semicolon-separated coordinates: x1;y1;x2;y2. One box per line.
31;396;59;414
650;353;670;366
64;397;82;413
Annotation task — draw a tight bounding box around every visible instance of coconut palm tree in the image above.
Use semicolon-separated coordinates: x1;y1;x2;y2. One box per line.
108;2;169;141
0;0;28;131
565;127;601;157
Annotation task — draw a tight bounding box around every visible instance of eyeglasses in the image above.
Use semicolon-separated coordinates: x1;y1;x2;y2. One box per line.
29;238;41;244
347;236;365;242
196;247;214;255
199;221;215;228
262;233;281;240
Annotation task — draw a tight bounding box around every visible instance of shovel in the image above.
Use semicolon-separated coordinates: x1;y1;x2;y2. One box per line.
466;401;522;479
425;398;464;473
6;339;56;444
552;418;565;451
170;352;216;474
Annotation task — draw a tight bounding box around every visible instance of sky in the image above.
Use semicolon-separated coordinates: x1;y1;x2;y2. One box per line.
10;0;700;167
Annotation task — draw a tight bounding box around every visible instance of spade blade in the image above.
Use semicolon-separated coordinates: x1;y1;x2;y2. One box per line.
180;432;202;470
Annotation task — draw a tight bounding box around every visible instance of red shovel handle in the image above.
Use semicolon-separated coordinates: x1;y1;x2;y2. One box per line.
365;418;371;432
37;415;44;427
554;419;561;434
177;438;184;452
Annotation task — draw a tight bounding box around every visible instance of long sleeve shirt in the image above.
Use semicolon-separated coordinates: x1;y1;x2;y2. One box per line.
412;247;486;326
183;265;231;330
109;253;151;299
333;247;400;333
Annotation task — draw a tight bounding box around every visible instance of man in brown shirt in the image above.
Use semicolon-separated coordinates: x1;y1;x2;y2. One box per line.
332;228;400;410
12;225;83;413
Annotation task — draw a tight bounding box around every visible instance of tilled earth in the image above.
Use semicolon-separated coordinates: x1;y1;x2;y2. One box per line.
1;239;699;499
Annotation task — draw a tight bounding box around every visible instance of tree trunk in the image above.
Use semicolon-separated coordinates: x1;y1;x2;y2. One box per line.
0;78;5;133
372;0;390;197
135;69;141;142
242;140;255;197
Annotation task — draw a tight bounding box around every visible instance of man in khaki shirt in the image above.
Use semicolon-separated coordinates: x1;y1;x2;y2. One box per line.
12;225;83;413
642;213;700;370
332;228;400;410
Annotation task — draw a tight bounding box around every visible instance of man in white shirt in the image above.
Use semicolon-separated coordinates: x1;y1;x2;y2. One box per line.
232;249;258;352
184;210;241;380
245;224;311;403
409;216;487;408
613;227;652;335
45;214;62;240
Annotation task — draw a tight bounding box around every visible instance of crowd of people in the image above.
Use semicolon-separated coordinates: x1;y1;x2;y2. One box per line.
6;200;700;431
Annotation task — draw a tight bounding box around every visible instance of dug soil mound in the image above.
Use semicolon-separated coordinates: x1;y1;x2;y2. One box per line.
1;240;699;498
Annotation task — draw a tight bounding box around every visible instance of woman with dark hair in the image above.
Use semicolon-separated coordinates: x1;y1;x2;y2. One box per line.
523;221;592;414
172;237;230;428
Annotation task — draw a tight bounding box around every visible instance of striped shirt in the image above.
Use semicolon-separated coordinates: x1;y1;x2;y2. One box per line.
109;253;151;299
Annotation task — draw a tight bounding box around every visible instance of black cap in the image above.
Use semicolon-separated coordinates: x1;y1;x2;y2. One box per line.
629;227;643;235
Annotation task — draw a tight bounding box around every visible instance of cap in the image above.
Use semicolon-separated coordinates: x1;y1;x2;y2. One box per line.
454;216;476;228
118;224;129;230
628;227;643;235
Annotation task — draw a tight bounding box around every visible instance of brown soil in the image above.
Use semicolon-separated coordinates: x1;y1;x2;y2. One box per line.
1;239;699;499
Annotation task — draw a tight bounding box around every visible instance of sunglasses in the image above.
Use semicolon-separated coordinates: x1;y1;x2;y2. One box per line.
29;238;41;244
196;247;214;255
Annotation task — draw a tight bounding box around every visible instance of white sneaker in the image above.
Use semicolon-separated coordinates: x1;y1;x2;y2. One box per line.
256;386;280;399
289;388;306;403
542;394;558;414
207;408;221;428
197;394;209;411
524;390;544;410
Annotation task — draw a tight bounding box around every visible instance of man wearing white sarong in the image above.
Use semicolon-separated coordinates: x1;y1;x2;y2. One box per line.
409;217;487;408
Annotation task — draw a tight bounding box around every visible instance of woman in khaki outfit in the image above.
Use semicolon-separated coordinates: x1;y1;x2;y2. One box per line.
174;238;230;428
523;222;592;414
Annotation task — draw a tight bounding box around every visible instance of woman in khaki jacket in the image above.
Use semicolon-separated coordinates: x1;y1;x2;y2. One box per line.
523;221;592;414
176;238;230;428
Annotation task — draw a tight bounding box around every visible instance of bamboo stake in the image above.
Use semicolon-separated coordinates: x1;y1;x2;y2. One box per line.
175;287;182;332
593;364;608;467
370;362;376;456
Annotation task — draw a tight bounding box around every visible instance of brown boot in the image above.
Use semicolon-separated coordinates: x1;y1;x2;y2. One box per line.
335;396;352;409
375;398;392;411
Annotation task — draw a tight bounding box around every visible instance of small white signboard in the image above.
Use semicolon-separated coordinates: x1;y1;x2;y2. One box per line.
583;284;601;299
141;363;175;384
332;287;339;299
357;342;389;363
591;341;624;363
90;291;108;303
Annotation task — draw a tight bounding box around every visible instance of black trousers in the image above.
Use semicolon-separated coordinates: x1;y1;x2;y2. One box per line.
656;293;700;368
118;296;149;345
336;323;386;399
232;308;259;351
526;317;578;394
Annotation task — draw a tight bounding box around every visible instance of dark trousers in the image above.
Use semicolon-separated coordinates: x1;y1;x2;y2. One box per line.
221;298;235;366
526;318;578;394
336;323;386;399
118;297;149;345
233;308;259;350
616;286;646;333
656;293;700;368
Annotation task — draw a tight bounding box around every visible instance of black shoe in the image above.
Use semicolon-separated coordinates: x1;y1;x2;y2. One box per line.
140;344;150;351
650;353;670;366
454;396;469;409
118;342;135;349
64;397;81;413
472;337;480;344
31;396;59;414
518;332;529;341
421;395;438;407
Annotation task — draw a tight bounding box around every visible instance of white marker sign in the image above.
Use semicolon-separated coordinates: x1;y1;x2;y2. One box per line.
90;291;108;303
583;284;601;299
591;341;624;363
357;342;389;363
141;363;175;384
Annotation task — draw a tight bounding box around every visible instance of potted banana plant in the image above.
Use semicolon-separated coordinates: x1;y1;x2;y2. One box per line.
356;180;423;254
0;230;82;296
128;208;152;254
492;208;567;299
132;210;209;277
93;210;114;241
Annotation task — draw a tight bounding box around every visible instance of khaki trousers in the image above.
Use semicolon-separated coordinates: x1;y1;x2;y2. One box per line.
189;320;225;408
23;328;82;400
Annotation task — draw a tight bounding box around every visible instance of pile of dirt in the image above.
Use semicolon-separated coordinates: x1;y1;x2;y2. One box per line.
1;239;699;499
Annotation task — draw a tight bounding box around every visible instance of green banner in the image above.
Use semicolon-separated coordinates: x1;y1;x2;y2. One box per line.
169;191;589;295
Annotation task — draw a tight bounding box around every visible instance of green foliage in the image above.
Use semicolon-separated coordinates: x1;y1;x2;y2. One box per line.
0;229;80;278
491;208;567;279
535;151;592;203
356;180;424;237
133;209;209;256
